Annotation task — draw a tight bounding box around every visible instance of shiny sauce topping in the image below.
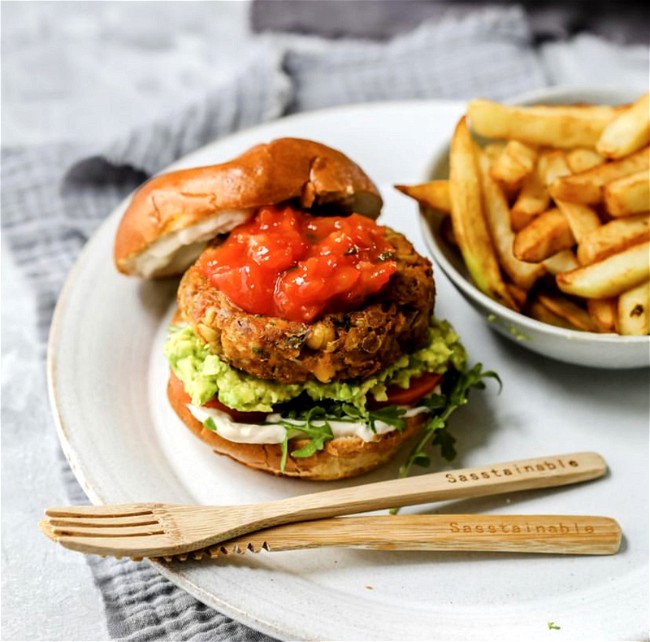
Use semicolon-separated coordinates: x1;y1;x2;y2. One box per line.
199;205;397;323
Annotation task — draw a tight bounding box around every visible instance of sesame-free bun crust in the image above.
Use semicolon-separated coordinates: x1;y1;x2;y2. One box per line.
167;376;425;481
115;138;383;278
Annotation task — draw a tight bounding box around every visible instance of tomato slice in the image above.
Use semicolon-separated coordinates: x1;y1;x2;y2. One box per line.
169;372;268;424
371;372;444;408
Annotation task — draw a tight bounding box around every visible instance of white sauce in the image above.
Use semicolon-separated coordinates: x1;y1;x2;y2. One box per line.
134;209;253;277
187;404;430;445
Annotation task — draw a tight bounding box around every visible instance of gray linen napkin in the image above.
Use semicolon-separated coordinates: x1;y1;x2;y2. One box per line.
281;6;547;112
2;7;549;641
2;46;291;642
251;0;650;44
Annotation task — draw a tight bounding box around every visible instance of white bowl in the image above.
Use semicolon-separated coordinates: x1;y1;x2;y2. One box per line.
419;87;649;369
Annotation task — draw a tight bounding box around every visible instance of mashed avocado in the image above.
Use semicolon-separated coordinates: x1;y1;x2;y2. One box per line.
164;318;466;413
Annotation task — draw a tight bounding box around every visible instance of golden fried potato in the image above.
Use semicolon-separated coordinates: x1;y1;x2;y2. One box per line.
617;280;649;335
556;241;650;298
537;292;598;332
489;140;537;190
526;298;578;330
550;146;649;204
513;208;575;263
603;171;650;217
511;157;550;231
543;249;580;275
577;214;650;265
566;148;605;173
587;298;618;333
449;117;517;309
555;200;601;244
467;99;619;148
597;93;650;160
478;150;545;290
394;181;450;213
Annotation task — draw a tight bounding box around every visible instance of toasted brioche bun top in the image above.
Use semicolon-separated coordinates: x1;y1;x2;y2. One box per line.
114;137;383;278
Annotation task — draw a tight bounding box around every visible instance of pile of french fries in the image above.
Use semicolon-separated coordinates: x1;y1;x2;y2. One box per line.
397;93;650;336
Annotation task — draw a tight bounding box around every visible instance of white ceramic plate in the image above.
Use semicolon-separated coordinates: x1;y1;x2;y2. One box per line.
48;98;648;641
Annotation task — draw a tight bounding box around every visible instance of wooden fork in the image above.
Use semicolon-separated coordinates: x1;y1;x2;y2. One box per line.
41;452;606;559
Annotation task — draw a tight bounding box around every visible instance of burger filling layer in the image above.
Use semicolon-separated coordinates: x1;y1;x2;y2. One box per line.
186;404;430;445
164;316;466;446
166;317;464;410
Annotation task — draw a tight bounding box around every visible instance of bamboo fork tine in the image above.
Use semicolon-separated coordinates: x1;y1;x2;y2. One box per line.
47;514;160;528
40;452;608;559
45;504;158;517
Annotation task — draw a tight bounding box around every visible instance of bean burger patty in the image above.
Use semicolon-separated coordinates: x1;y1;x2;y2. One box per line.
177;227;435;384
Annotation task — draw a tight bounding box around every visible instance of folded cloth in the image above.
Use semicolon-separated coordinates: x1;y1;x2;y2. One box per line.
1;6;551;641
2;46;291;344
2;46;289;642
281;6;548;111
252;0;650;44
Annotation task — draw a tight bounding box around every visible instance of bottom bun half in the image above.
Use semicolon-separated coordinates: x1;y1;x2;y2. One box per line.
167;376;426;480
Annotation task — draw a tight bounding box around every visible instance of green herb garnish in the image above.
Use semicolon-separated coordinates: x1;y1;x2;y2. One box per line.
279;407;335;469
258;362;499;475
276;401;406;471
398;362;501;479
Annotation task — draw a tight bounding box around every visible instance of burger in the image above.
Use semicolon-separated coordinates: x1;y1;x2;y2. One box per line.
114;138;475;481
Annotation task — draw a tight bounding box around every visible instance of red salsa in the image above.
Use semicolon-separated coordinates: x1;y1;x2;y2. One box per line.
199;205;398;322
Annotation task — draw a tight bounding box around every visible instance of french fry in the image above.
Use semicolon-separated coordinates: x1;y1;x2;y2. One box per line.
597;93;650;159
555;200;601;244
566;148;605;173
509;148;568;231
448;117;517;309
506;282;528;309
526;298;578;330
489;140;537;190
536;292;599;332
513;208;575;263
543;249;580;275
395;181;451;213
539;149;571;186
511;157;550;231
484;142;506;163
539;151;601;242
550;146;650;204
478;151;545;290
556;240;650;299
603;170;650;217
577;214;650;265
530;104;628;119
467;99;619;148
617;280;650;335
587;298;618;333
